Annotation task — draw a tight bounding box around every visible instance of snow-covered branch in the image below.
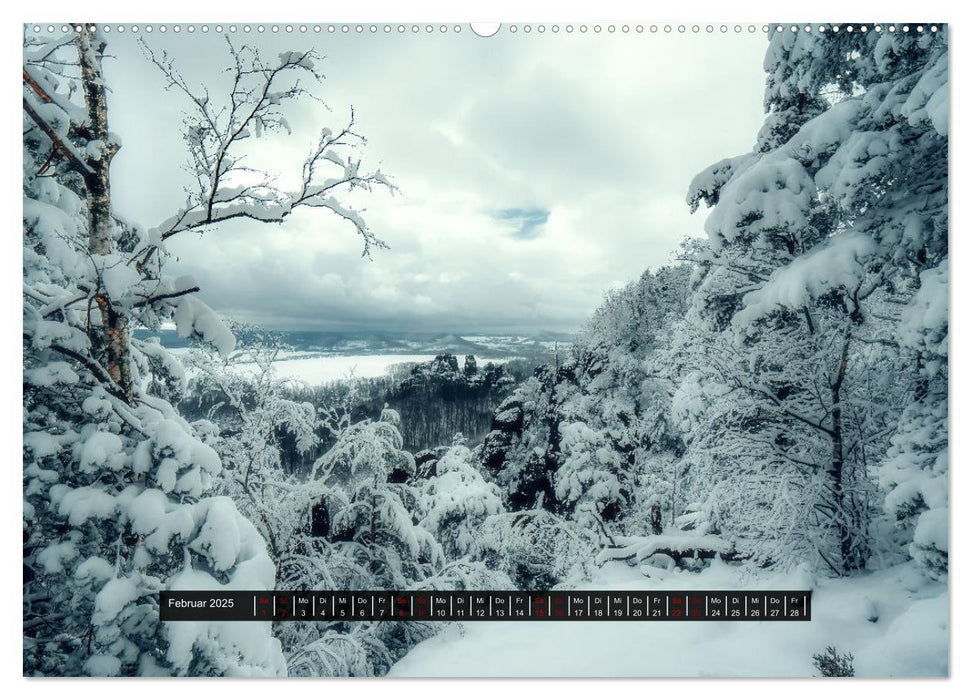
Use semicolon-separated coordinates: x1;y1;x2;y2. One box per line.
139;38;394;260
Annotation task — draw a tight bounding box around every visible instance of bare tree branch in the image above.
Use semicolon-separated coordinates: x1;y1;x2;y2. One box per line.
132;285;201;308
135;37;394;265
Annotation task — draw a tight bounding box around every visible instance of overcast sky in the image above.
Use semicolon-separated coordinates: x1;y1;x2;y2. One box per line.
104;27;766;333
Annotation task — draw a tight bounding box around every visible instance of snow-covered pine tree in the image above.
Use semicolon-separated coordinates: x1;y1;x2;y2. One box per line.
419;442;504;560
23;27;394;675
275;408;446;676
478;265;690;542
182;342;513;675
180;333;328;591
311;408;443;589
684;25;947;574
559;265;691;534
879;260;948;580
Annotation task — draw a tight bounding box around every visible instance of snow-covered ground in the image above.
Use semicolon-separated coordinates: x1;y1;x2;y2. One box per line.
171;349;519;386
258;353;438;384
388;560;947;678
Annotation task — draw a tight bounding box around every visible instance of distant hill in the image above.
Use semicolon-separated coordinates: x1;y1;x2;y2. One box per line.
135;327;575;361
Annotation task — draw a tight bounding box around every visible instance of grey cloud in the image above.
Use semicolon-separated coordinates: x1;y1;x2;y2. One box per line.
104;30;767;332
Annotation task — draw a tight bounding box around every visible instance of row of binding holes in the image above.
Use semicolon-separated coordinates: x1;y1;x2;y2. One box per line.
32;24;940;34
33;24;463;34
773;24;938;33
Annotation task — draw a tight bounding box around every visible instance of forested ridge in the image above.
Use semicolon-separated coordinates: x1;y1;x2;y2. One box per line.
23;25;947;676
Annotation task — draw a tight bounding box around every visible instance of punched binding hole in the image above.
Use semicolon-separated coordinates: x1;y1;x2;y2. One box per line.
470;23;501;38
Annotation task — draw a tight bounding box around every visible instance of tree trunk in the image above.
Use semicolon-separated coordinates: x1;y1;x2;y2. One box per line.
829;336;855;573
369;476;377;575
650;505;663;535
78;30;113;255
76;30;131;403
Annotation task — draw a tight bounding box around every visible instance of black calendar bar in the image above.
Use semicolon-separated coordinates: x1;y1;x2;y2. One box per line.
160;590;811;622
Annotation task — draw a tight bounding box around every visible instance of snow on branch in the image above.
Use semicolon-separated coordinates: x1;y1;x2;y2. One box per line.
139;37;394;259
595;533;738;567
732;231;878;329
22;92;93;177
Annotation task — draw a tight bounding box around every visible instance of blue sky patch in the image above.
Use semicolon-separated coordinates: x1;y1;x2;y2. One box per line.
494;208;550;239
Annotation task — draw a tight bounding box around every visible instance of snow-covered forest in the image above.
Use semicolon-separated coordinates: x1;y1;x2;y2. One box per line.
23;25;947;677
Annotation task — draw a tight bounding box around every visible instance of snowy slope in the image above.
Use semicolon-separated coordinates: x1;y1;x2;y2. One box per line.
259;353;437;384
388;561;947;678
